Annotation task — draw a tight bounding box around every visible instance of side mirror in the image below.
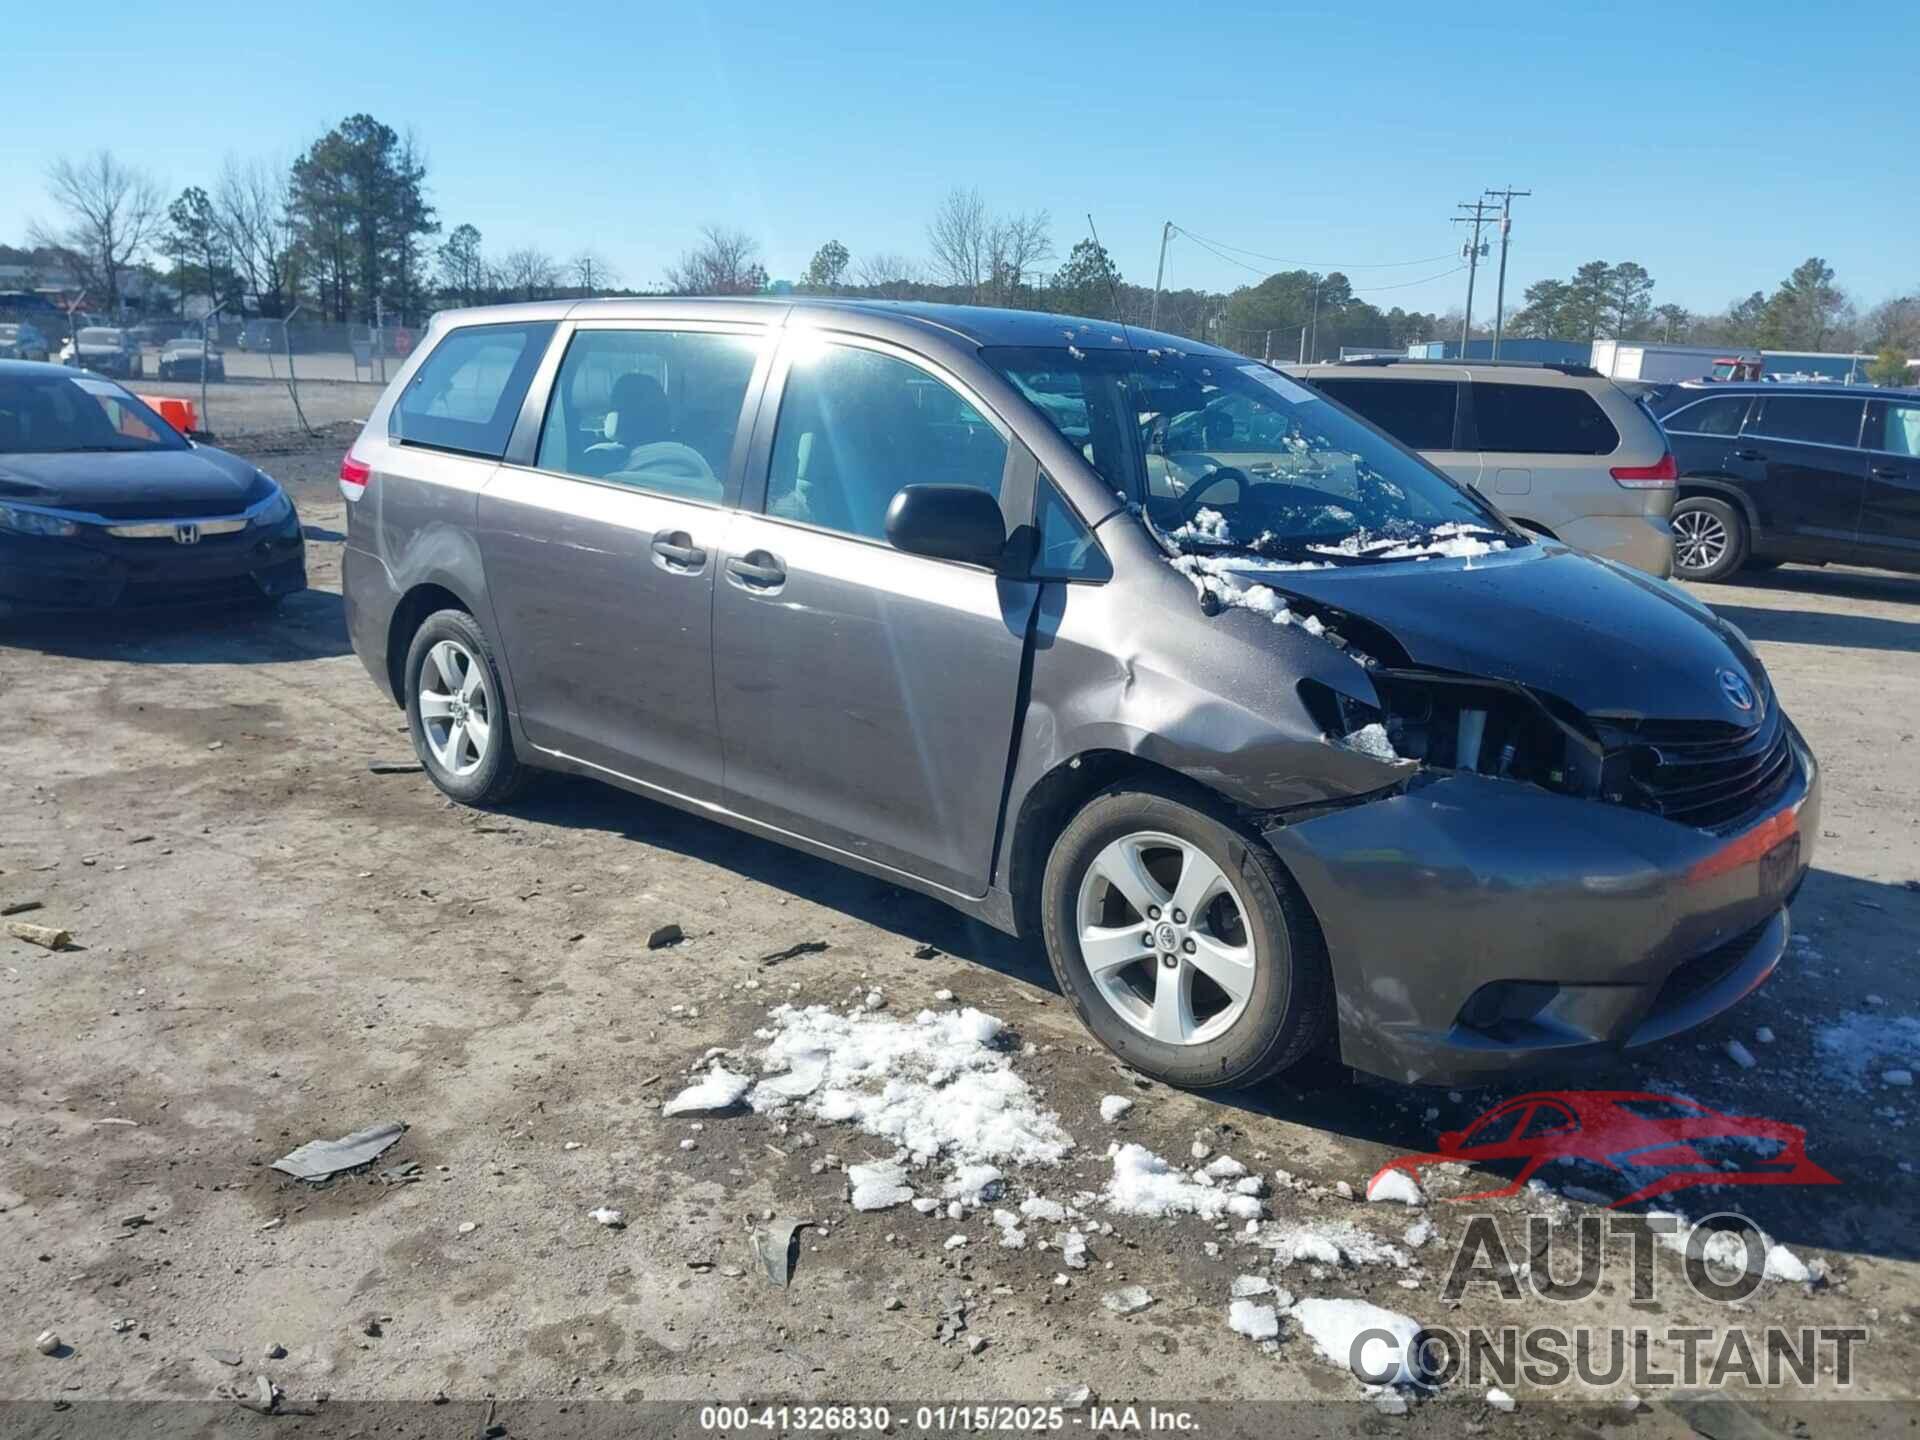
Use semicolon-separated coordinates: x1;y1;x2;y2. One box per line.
884;484;1008;569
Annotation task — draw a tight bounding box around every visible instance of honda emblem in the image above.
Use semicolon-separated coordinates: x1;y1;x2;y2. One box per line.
173;523;201;545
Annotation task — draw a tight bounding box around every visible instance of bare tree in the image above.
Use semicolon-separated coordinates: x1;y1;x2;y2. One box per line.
28;151;164;313
570;249;618;295
852;252;921;300
500;247;560;301
665;226;767;296
213;156;299;316
988;210;1053;306
926;187;990;302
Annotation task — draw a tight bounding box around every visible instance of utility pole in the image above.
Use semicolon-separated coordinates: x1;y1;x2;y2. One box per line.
1148;221;1173;331
1452;199;1497;357
1483;186;1530;359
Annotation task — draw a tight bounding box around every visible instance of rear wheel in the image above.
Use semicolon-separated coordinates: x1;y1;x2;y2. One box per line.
1040;782;1333;1090
1671;497;1747;582
403;609;531;806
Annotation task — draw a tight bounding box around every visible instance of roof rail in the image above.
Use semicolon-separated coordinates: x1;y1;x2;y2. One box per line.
1334;356;1601;378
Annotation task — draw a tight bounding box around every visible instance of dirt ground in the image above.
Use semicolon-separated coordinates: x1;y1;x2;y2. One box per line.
3;431;1918;1431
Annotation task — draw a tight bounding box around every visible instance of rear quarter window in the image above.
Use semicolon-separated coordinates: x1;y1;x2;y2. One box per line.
390;321;555;458
1471;382;1620;455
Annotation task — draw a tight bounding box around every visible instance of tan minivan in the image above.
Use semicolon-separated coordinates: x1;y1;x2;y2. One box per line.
1301;359;1676;577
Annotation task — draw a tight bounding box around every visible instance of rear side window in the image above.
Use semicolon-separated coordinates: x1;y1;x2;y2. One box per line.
535;328;763;504
1749;395;1866;449
390;322;554;458
1662;395;1750;436
1313;378;1457;450
765;342;1007;543
1471;383;1620;455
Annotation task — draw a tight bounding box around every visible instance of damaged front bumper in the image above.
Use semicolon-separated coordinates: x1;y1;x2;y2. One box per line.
1264;723;1818;1086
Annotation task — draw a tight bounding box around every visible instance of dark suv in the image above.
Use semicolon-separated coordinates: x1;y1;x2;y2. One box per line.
1654;382;1920;581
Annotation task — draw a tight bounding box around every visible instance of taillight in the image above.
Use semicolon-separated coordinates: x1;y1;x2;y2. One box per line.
339;453;371;501
1611;452;1677;488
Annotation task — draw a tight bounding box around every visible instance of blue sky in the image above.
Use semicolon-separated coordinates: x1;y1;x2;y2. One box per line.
6;0;1914;315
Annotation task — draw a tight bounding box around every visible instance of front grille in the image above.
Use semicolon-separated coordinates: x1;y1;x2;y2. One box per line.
1614;706;1792;831
119;574;263;607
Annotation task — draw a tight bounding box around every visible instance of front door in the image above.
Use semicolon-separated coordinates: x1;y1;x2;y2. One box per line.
1731;393;1869;552
1860;398;1920;564
711;334;1035;897
477;324;769;800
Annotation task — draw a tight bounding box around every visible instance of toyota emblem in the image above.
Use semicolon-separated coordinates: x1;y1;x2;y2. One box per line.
1718;668;1755;713
173;523;201;546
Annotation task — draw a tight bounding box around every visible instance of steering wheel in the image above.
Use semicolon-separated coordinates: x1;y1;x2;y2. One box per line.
1168;465;1251;527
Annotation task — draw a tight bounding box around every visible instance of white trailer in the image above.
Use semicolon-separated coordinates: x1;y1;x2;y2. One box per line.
1591;341;1760;383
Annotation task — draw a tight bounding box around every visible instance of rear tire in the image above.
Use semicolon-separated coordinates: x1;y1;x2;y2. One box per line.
1040;781;1333;1090
403;609;531;807
1671;496;1747;582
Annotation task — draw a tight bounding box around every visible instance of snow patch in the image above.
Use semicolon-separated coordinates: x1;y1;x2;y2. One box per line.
847;1160;915;1212
1366;1169;1424;1206
1099;1095;1134;1123
1815;1012;1920;1091
662;1065;754;1117
1227;1300;1280;1340
1292;1297;1425;1386
1254;1217;1410;1269
1103;1142;1261;1221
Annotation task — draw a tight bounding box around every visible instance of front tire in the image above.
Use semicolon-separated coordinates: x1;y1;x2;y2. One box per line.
1671;496;1748;582
403;609;530;806
1040;782;1333;1090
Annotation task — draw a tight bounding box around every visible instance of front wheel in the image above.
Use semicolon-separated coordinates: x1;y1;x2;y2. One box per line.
403;609;531;806
1040;782;1333;1089
1671;497;1748;582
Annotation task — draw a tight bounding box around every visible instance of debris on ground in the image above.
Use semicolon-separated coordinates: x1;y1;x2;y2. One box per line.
0;900;44;916
209;1348;243;1366
661;1065;753;1117
1366;1169;1424;1206
1101;1285;1154;1315
36;1330;61;1356
270;1121;406;1182
1487;1387;1516;1412
6;920;72;950
759;940;828;966
648;923;685;949
1725;1039;1757;1069
587;1206;625;1228
749;1217;813;1287
1291;1297;1425;1385
366;759;424;774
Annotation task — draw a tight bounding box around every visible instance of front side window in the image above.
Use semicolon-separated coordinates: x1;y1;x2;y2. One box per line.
1662;395;1751;437
536;328;763;504
1312;377;1459;450
0;373;184;454
390;321;553;459
988;346;1515;564
1747;395;1865;449
1472;382;1620;455
766;341;1008;542
1032;479;1110;580
1865;400;1920;458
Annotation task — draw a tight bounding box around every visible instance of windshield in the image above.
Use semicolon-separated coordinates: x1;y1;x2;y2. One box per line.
984;344;1519;564
78;328;122;346
0;373;188;454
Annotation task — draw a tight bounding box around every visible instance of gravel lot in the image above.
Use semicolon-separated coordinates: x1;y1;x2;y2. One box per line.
3;432;1918;1425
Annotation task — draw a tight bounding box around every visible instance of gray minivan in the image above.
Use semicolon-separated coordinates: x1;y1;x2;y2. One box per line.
341;299;1817;1089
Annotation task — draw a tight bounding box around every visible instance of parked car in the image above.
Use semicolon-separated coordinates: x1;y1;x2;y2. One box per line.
340;300;1815;1090
63;327;143;379
157;338;227;381
1652;382;1920;581
1301;359;1677;577
0;322;52;362
0;360;305;613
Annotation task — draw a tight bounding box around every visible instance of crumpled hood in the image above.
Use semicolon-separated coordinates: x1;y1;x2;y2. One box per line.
0;445;266;517
1230;544;1759;726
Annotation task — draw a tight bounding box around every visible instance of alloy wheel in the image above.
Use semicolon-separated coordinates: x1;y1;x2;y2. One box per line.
417;639;492;777
1673;509;1728;572
1074;830;1257;1045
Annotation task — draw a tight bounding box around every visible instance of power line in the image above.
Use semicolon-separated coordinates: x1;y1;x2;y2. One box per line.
1483;186;1531;359
1452;199;1498;350
1174;227;1462;293
1171;225;1456;271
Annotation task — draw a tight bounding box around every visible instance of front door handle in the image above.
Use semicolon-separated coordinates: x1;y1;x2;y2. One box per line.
725;551;786;589
1871;465;1910;479
651;529;706;570
1733;448;1766;462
